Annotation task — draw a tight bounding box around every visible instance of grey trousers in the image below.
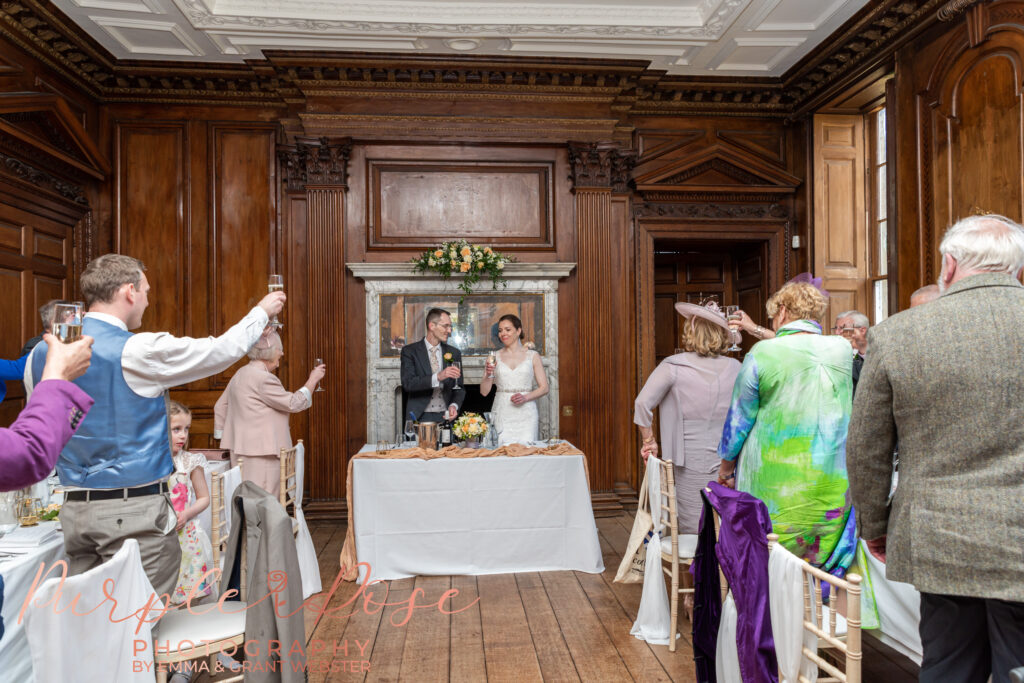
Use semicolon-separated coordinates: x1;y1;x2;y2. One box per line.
60;492;181;597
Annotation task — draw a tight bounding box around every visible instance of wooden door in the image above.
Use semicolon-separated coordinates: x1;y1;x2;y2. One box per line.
653;241;766;365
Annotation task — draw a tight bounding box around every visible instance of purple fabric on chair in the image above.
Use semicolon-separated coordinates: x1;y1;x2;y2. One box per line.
691;481;778;683
0;379;92;492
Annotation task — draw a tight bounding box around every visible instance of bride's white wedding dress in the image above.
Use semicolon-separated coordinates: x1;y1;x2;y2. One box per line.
491;350;540;445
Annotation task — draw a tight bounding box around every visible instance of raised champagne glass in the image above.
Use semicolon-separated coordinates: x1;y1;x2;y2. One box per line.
52;302;83;343
486;352;497;379
725;305;742;352
267;274;284;328
314;357;325;392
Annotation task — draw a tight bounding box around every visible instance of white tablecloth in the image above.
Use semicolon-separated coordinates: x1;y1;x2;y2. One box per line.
860;539;922;664
0;525;65;683
352;446;604;581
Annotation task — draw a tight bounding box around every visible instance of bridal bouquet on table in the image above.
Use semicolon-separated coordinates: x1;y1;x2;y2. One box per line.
412;240;515;297
453;412;488;447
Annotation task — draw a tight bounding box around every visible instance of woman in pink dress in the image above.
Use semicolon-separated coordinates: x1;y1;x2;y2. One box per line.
633;301;741;534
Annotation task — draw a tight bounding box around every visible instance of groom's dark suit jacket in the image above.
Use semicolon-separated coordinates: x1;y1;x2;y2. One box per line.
400;338;466;420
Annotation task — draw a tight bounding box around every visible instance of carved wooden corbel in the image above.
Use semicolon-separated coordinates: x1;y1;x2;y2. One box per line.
567;142;636;194
277;136;352;191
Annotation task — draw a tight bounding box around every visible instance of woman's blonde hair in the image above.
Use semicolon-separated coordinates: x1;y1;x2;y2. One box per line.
765;281;828;322
168;400;191;418
681;316;731;357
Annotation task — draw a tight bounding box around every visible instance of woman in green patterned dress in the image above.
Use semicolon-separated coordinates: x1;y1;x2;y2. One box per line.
716;281;858;577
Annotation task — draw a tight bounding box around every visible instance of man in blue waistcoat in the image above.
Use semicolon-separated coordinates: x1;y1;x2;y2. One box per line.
26;254;285;596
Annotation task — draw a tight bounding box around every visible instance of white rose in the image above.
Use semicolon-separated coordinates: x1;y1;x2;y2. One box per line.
496;261;504;270
428;258;436;266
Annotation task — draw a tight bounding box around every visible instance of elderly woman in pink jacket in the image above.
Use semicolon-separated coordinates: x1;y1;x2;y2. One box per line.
214;329;325;496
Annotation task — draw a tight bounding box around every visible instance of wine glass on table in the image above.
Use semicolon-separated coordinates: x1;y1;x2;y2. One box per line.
403;418;416;446
267;274;284;328
52;302;83;343
724;305;742;352
314;357;325;392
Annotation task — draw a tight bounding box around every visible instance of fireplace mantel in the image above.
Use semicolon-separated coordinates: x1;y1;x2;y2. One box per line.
348;261;575;442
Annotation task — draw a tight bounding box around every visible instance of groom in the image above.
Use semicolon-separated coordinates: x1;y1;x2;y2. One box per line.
400;307;465;422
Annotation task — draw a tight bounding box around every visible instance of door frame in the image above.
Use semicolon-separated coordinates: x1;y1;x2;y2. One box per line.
636;218;788;407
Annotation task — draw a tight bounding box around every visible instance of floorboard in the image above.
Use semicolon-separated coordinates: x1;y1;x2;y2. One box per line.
193;513;919;682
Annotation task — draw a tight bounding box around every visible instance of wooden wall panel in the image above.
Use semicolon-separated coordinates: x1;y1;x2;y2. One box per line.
813;114;868;330
115;123;187;334
896;3;1024;306
370;161;553;249
210;124;277;386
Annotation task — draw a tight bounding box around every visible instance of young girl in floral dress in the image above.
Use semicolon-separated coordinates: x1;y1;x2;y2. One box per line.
167;401;214;605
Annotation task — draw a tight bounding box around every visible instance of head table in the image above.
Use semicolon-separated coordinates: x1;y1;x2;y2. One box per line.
340;441;605;583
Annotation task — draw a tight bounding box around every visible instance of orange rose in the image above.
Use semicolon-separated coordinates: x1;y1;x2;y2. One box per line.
434;250;443;257
484;247;493;255
460;246;472;257
460;262;471;272
476;261;484;269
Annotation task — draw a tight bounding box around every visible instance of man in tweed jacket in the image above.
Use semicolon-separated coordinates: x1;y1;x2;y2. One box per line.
848;214;1024;683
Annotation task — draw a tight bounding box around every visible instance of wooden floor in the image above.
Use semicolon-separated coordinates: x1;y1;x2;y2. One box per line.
197;513;919;683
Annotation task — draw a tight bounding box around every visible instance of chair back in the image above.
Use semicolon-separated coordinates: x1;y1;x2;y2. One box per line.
211;465;243;569
771;532;862;683
279;439;300;511
23;539;160;683
655;457;677;551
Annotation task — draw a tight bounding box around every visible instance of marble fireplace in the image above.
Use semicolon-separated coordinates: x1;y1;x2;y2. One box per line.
347;262;575;443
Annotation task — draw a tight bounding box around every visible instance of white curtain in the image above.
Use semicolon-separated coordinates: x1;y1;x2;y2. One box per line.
630;457;673;645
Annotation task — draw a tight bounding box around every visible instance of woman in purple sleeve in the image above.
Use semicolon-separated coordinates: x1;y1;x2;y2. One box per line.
0;333;94;492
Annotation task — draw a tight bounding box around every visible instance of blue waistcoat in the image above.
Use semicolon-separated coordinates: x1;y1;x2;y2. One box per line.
31;317;173;488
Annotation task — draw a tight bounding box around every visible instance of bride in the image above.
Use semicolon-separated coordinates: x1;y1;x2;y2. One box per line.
480;314;549;445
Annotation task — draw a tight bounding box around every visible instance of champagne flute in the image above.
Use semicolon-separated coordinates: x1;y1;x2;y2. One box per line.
314;357;325;392
52;302;83;343
267;274;284;328
725;305;742;352
486;351;497;378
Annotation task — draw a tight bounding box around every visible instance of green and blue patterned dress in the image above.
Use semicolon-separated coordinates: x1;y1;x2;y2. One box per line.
718;319;857;577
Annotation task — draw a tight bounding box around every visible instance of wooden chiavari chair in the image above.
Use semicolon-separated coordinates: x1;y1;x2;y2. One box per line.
655;458;698;652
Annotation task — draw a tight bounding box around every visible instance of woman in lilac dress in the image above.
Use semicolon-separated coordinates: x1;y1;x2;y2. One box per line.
634;301;741;534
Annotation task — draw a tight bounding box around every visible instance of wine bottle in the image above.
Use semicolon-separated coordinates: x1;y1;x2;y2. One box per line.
440;418;452;447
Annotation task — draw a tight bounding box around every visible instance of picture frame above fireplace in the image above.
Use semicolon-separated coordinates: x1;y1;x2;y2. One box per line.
379;292;545;357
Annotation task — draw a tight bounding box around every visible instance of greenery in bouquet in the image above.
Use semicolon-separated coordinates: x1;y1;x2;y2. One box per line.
453;412;488;442
38;503;61;521
412;240;515;297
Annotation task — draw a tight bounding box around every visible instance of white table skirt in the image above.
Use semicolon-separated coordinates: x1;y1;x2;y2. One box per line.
0;530;65;683
352;448;605;581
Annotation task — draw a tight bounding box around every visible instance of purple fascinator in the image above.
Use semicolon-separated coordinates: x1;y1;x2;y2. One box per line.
786;272;829;297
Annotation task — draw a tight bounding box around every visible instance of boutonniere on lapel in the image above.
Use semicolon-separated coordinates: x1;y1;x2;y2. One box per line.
443;352;453;364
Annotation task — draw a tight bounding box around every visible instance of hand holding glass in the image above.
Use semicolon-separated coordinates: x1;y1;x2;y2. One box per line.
52;303;83;343
724;306;742;352
314;357;325;392
485;352;497;378
267;274;284;327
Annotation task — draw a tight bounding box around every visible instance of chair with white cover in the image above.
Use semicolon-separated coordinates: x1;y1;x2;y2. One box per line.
655;458;697;652
288;440;322;598
23;539;160;683
769;533;862;683
151;469;247;683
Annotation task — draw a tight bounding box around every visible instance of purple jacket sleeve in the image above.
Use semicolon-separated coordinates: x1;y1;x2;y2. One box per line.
0;379;93;492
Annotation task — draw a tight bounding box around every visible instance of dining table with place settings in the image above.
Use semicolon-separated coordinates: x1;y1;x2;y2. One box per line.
0;521;65;683
339;440;605;583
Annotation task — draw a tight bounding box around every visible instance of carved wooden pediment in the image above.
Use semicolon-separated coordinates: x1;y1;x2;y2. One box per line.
633;143;800;198
0;93;109;182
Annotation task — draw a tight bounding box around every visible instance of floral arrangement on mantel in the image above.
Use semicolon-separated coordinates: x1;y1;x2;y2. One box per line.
411;240;515;297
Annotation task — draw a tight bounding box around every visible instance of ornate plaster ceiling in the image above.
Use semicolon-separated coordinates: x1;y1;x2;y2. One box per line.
51;0;870;76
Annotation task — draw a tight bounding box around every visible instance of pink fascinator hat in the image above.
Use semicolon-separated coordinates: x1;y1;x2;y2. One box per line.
674;299;741;345
786;272;829;297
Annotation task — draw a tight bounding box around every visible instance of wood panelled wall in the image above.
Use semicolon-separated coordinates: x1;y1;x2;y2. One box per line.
894;0;1024;307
